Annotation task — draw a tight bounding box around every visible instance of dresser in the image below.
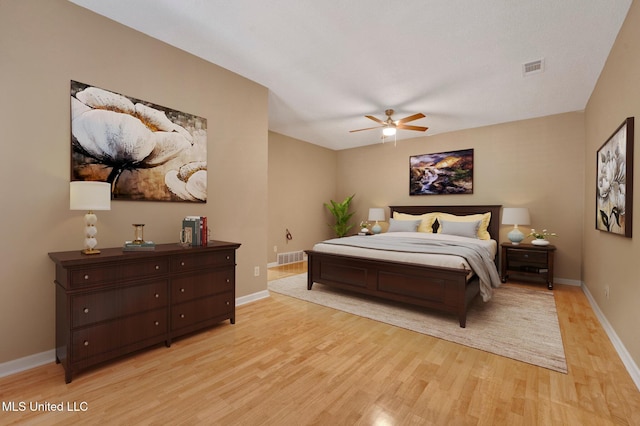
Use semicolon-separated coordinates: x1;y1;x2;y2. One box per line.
49;240;240;383
500;242;556;289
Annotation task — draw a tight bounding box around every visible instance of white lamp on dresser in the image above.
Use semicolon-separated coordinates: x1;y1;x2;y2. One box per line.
70;181;112;254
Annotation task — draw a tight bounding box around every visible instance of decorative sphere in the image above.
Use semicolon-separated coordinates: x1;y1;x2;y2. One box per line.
85;213;98;226
85;237;97;249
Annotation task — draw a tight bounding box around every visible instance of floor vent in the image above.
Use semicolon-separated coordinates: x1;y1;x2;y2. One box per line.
277;250;305;265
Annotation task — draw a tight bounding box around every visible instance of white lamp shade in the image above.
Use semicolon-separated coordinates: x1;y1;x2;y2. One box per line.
70;181;112;211
368;208;386;222
501;207;530;226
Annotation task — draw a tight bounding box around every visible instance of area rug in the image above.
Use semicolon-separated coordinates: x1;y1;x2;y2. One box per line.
268;274;567;373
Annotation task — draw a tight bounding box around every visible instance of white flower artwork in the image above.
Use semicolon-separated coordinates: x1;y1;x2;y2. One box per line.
71;81;208;202
596;117;634;237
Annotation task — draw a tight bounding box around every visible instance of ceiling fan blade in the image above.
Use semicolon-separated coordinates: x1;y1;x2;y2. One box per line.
349;125;384;133
365;115;386;125
396;113;426;124
396;124;428;132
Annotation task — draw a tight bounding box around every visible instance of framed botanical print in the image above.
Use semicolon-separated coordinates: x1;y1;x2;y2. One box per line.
596;117;634;237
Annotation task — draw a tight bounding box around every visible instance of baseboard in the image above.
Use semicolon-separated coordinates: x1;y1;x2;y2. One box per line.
581;284;640;392
554;277;582;286
0;349;55;379
236;290;269;306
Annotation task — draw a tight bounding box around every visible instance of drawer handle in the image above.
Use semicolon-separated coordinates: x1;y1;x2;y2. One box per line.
226;278;230;283
226;301;230;306
154;293;160;298
84;274;89;280
226;255;230;260
180;314;185;318
83;308;89;314
180;288;185;293
524;254;529;258
181;261;185;266
154;321;160;326
83;341;89;346
155;265;160;270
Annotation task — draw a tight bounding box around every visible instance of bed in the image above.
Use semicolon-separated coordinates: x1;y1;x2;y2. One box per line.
305;205;502;327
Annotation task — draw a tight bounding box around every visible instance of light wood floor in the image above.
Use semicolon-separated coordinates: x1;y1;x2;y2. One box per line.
1;262;639;425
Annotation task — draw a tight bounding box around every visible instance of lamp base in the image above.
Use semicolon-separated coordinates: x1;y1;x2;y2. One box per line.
82;248;101;255
507;227;525;245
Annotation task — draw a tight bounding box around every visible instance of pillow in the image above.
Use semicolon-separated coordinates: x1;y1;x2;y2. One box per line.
387;218;421;232
392;212;438;233
435;212;492;240
439;220;481;239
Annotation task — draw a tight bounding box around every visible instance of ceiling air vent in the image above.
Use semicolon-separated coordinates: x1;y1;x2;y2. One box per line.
523;59;544;76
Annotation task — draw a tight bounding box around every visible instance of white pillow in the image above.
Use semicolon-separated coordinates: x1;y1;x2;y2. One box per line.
436;212;492;240
387;218;421;232
392;212;438;233
439;220;481;239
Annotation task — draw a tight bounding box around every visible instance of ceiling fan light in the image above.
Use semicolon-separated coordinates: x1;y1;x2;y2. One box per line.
383;127;396;136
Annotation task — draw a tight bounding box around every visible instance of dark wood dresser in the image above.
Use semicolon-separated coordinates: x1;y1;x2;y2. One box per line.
49;240;240;383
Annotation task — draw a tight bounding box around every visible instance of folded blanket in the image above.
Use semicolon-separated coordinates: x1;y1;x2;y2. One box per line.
321;235;502;301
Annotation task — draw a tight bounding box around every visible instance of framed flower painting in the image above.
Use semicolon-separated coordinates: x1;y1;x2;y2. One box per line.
71;81;208;202
596;117;634;237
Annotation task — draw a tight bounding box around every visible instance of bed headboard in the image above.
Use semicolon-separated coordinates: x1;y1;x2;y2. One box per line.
389;205;502;241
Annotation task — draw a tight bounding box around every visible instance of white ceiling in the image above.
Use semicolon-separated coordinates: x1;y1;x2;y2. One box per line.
69;0;631;150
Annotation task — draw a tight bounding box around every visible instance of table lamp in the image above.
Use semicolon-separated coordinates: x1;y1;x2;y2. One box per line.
368;208;385;234
70;181;112;254
502;207;530;245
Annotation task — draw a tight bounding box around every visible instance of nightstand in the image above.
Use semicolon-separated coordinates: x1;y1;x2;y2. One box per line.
500;243;556;289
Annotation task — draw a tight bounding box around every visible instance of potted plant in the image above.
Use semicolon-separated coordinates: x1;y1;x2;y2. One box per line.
324;194;355;237
527;229;557;246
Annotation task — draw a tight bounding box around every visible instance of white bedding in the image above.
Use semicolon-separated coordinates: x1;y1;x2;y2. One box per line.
312;232;497;272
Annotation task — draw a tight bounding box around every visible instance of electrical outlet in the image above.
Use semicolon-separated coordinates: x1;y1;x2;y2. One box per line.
273;245;278;253
604;285;610;299
254;266;260;277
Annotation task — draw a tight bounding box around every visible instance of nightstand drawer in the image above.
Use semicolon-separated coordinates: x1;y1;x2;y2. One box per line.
507;249;547;265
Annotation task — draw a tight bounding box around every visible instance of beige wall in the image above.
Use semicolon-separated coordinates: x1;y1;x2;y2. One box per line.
336;112;585;282
0;0;268;363
267;132;337;263
584;0;640;368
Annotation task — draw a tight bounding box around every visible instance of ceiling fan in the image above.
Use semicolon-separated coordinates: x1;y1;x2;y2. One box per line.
349;109;428;137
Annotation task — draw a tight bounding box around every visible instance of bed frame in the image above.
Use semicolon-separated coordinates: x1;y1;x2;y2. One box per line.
305;205;502;327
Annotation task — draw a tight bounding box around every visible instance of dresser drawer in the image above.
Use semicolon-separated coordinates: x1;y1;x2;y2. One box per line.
72;281;168;328
507;249;547;265
171;250;235;272
171;292;234;331
72;308;168;360
69;258;169;288
171;268;234;304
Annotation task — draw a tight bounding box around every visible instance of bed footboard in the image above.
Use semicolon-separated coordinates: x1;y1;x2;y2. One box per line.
305;250;480;327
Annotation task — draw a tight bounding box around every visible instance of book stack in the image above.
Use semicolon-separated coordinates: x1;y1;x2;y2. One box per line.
123;240;156;251
181;216;208;246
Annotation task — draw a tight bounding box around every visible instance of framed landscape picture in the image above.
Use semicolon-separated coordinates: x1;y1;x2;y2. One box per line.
71;81;208;202
410;149;474;195
596;117;634;237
